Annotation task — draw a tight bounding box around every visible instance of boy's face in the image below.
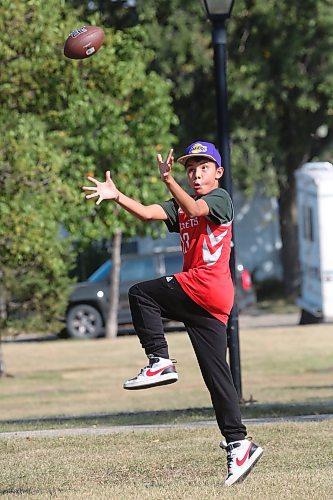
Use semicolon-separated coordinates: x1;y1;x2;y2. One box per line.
185;157;223;196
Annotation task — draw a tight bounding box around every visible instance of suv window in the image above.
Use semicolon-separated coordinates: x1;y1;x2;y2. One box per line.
88;260;111;283
120;256;156;283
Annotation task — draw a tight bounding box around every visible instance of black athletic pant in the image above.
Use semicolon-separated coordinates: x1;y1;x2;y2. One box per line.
128;276;247;443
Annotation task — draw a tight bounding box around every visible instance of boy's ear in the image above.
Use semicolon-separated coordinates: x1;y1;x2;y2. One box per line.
216;166;224;179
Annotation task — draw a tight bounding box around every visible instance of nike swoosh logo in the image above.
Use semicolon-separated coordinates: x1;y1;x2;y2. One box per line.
146;365;173;377
236;443;252;467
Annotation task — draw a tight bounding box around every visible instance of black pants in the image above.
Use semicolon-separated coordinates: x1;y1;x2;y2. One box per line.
128;276;247;443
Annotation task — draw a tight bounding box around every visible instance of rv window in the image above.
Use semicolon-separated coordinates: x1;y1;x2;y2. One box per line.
303;206;314;241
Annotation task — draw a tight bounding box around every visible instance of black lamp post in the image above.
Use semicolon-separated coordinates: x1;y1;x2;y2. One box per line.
202;0;243;399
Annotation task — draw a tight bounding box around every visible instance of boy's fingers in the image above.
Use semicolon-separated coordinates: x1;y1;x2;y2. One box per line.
85;192;98;199
82;186;96;191
96;197;102;206
106;171;111;181
166;148;174;163
156;153;162;163
87;176;97;183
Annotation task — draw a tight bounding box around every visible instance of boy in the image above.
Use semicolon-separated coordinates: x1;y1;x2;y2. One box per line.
83;141;263;486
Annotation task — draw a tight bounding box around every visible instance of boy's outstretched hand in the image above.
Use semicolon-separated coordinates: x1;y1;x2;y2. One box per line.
82;171;119;205
157;148;174;181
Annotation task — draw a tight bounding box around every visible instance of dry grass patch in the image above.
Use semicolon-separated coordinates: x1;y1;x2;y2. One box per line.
240;323;333;402
1;324;332;422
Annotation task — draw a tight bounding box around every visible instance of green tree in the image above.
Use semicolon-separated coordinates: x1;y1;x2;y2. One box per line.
0;0;176;329
0;113;74;326
75;0;212;149
228;0;333;293
83;0;333;295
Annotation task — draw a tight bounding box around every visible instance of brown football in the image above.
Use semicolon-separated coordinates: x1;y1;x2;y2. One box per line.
64;26;105;60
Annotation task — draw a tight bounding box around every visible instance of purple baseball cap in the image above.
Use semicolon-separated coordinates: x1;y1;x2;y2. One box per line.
177;141;222;167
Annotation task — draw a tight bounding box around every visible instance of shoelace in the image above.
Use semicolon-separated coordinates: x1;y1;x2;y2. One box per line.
147;354;177;366
220;436;252;450
226;449;235;470
220;437;253;472
147;355;159;366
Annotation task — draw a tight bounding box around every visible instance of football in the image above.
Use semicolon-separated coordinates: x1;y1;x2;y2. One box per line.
64;26;105;60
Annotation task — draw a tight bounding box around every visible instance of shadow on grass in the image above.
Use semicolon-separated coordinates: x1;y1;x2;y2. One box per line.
1;400;333;433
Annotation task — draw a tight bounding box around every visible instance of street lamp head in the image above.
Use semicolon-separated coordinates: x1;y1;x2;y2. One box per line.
202;0;235;20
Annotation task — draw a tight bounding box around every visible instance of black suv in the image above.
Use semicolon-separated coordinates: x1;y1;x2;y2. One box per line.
66;251;256;339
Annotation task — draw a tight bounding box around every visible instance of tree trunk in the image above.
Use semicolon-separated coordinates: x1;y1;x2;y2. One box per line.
105;229;122;339
278;175;300;297
0;271;7;377
0;293;7;322
0;335;5;378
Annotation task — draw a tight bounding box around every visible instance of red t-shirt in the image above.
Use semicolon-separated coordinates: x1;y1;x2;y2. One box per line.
159;188;234;325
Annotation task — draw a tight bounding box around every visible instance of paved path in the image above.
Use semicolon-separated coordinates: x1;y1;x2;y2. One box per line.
2;311;301;343
1;413;332;440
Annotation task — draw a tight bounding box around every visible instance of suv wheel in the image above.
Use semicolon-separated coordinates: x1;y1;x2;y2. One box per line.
66;304;103;339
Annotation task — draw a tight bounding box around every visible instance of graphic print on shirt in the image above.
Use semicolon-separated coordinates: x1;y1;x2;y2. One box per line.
181;231;190;253
179;216;199;254
203;224;228;266
174;198;234;324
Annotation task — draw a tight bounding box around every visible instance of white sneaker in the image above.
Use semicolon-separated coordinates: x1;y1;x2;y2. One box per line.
220;437;263;486
123;354;178;390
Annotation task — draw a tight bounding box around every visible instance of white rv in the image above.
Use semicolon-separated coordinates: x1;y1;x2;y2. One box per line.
295;162;333;322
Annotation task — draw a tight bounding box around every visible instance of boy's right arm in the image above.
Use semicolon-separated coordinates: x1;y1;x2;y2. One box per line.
82;171;167;221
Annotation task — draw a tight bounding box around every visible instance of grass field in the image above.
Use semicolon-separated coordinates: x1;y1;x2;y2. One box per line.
1;323;333;425
1;421;333;499
1;323;333;498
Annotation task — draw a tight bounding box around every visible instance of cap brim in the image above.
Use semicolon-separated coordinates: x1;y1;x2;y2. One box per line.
177;153;221;167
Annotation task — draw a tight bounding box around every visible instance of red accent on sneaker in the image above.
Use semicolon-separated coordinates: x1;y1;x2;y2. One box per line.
146;365;173;377
235;443;252;467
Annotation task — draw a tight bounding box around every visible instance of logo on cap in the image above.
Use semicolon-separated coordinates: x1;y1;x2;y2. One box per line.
189;143;208;154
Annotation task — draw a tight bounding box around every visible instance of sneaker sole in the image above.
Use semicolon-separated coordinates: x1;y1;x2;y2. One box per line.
225;447;264;486
123;376;178;391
